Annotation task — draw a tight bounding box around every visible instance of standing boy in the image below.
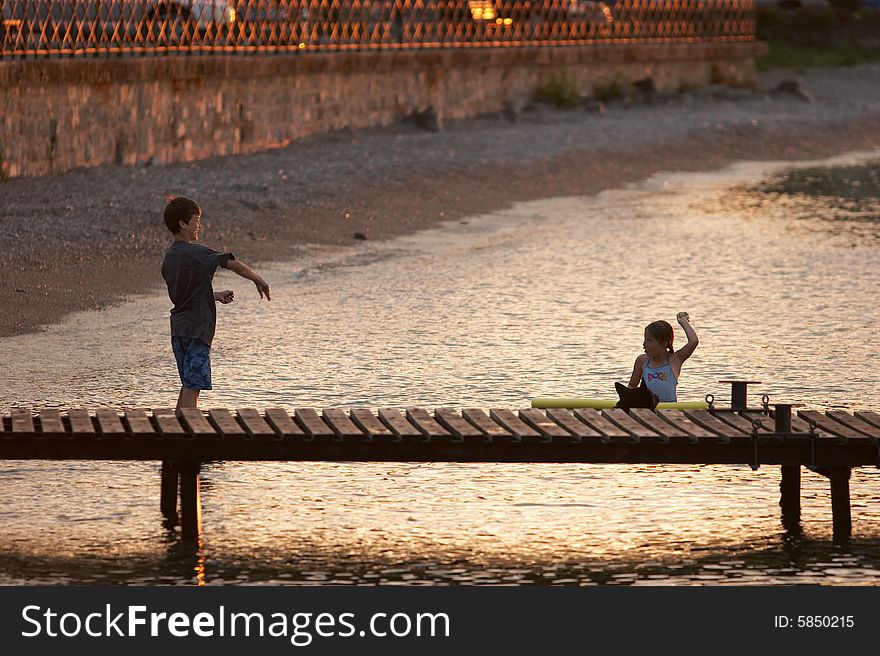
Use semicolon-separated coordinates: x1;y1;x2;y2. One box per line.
161;196;271;410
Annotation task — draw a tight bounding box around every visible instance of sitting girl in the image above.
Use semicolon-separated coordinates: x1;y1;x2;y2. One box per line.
627;312;699;403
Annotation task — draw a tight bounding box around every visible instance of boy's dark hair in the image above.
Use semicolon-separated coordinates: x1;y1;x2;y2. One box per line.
164;196;201;234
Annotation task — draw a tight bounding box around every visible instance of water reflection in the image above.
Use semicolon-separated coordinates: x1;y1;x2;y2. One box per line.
0;152;879;584
3;509;880;586
718;160;880;244
757;162;880;206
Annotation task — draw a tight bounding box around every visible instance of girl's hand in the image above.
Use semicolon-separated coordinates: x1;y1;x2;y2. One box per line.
676;311;690;325
215;290;235;304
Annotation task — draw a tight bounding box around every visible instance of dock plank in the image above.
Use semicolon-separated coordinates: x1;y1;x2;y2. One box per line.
68;408;95;436
740;412;776;433
630;409;690;443
601;409;660;442
95;408;125;436
11;409;34;434
545;408;603;440
152;409;187;436
323;409;367;441
209;408;246;437
740;412;790;444
264;408;306;440
378;408;424;442
491;409;543;443
798;410;865;442
519;408;576;442
434;408;483;442
788;413;830;436
657;410;719;441
826;411;880;441
683;410;745;444
177;408;216;437
295;408;336;441
38;409;65;437
406;408;452;441
573;409;629;440
350;408;394;441
462;408;514;442
124;409;156;437
714;411;764;435
237;408;276;439
855;411;880;430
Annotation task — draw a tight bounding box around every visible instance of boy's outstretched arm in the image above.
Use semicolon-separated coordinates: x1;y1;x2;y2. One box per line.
226;259;272;300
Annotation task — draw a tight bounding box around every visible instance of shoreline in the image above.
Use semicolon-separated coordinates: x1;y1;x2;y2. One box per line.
3;64;880;339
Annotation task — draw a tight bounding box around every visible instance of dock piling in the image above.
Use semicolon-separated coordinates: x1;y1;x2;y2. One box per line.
780;465;801;528
160;461;179;523
829;467;852;542
774;404;801;527
179;462;202;542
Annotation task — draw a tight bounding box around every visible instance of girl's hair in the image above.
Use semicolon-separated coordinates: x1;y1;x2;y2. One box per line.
646;320;675;355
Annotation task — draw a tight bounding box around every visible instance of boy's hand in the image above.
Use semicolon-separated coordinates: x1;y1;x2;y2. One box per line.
214;290;235;304
254;277;271;301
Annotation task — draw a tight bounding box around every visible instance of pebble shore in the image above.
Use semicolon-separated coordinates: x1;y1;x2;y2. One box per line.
2;63;879;338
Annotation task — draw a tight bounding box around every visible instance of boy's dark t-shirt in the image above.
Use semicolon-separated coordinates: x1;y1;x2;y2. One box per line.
161;241;234;347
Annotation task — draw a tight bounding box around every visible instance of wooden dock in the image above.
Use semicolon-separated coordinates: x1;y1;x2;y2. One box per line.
2;402;879;542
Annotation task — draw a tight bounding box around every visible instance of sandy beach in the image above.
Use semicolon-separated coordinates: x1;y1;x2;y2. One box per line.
2;63;879;338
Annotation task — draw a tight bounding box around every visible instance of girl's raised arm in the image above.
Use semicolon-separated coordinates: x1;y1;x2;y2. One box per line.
673;313;699;364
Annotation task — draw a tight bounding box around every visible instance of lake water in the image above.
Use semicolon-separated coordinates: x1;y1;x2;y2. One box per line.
1;152;879;585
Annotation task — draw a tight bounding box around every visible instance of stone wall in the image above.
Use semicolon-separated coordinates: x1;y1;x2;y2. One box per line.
0;41;766;179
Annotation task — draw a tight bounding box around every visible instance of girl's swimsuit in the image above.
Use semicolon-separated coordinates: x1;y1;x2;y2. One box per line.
642;355;678;402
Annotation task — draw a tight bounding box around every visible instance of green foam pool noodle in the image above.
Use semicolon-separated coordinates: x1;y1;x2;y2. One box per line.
531;398;709;410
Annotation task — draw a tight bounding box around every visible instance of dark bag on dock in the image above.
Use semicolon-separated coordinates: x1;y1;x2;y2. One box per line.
614;381;659;410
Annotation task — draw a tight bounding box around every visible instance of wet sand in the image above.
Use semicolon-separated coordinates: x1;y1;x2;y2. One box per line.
2;63;880;337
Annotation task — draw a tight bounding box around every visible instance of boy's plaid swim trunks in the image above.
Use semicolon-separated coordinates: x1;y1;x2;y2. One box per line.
171;336;212;390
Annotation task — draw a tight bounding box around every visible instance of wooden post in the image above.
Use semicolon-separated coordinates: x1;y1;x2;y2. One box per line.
160;461;179;522
780;465;801;529
719;380;761;411
179;462;202;541
775;405;800;529
829;467;852;542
